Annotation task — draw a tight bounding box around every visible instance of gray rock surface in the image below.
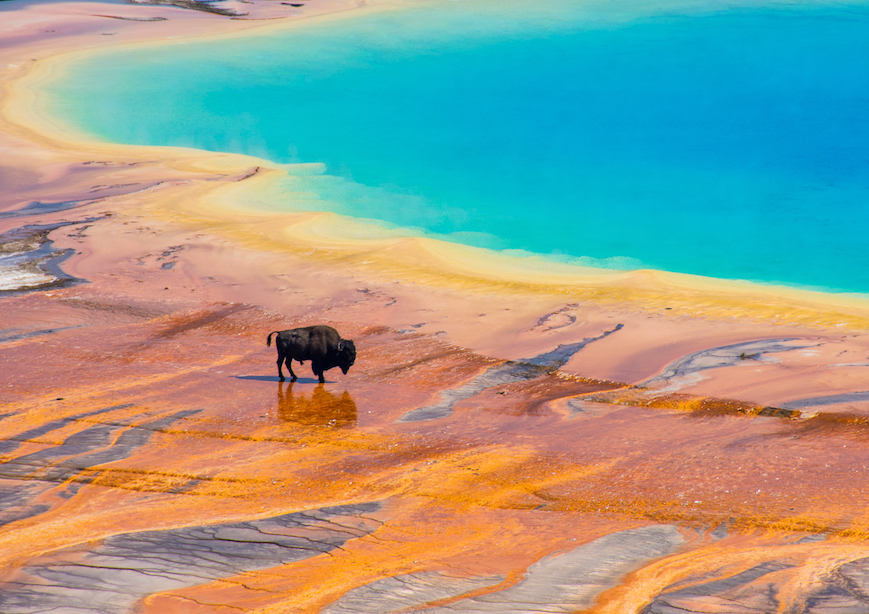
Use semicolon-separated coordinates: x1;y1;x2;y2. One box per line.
643;555;869;614
781;390;869;410
0;502;384;614
0;406;191;527
641;338;813;389
400;325;622;422
323;524;683;614
644;561;793;613
420;525;683;613
322;571;506;614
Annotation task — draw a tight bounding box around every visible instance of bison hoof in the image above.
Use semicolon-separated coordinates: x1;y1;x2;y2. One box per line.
291;375;298;382
279;375;285;382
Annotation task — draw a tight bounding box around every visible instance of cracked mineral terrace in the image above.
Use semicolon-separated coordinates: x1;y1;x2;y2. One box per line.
325;525;684;614
0;408;195;528
0;502;384;614
641;338;817;390
399;324;623;422
781;390;869;410
0;222;88;294
643;555;869;613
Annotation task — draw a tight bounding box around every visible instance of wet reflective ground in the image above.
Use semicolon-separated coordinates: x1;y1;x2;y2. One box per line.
4;288;869;613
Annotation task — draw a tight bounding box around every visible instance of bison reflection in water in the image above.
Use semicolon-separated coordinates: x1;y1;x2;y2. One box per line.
277;382;357;428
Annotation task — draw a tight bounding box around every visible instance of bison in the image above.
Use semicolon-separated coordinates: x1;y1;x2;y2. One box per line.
267;325;356;383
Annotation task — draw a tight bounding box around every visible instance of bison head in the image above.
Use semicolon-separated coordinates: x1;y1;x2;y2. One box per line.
336;339;357;375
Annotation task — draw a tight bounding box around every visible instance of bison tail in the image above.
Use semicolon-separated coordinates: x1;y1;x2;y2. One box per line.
267;331;280;347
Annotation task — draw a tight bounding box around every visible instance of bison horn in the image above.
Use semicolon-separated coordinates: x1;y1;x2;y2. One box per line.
337;340;345;352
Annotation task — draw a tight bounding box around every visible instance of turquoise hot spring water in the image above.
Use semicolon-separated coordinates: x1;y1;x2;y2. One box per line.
45;0;869;293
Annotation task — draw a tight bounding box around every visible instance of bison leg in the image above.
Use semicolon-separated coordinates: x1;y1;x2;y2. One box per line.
277;354;286;382
287;360;299;382
311;360;325;384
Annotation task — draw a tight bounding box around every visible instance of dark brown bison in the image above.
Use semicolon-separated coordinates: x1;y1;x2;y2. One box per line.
267;325;356;383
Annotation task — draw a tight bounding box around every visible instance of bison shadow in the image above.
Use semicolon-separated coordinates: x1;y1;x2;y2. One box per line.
234;375;330;384
277;382;357;428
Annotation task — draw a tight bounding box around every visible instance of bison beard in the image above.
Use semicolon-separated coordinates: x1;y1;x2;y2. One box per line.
267;325;356;383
